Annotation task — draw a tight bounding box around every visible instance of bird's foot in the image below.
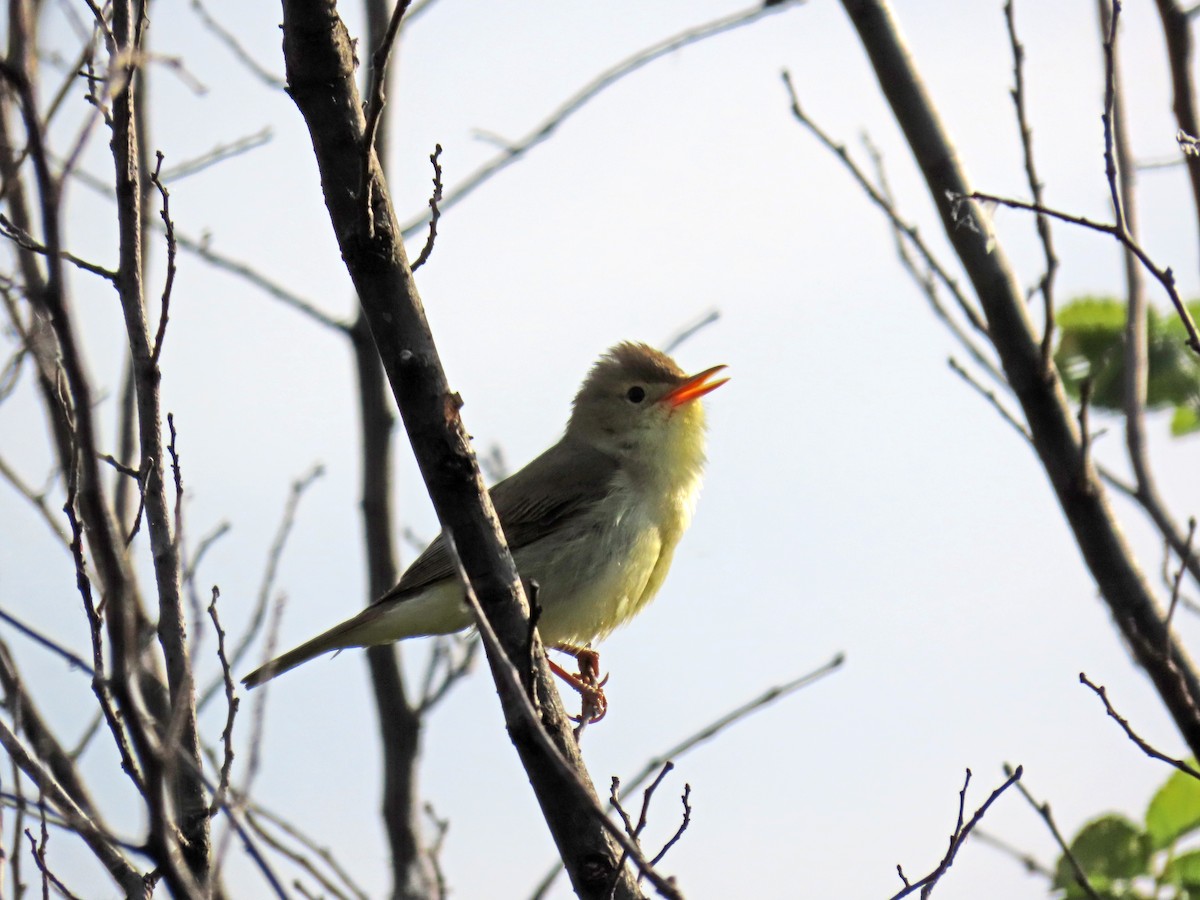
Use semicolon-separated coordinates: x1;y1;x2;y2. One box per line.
548;648;609;724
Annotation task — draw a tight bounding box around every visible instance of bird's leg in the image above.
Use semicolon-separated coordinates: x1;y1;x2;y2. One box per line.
549;645;608;723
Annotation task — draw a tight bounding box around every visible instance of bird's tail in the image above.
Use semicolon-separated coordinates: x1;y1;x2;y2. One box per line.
241;608;383;689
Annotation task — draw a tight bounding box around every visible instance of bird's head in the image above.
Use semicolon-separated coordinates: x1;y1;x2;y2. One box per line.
567;342;728;481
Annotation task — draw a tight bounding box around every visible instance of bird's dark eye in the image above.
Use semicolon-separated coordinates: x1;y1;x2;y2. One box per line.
626;386;646;404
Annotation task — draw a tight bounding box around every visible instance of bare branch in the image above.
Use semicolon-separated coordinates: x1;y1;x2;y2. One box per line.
199;464;324;710
243;805;369;900
400;0;803;239
25;818;84;900
1097;0;1200;593
0;213;117;282
1005;764;1100;899
160;127;273;182
1003;0;1058;370
174;230;352;333
662;309;720;355
410;143;443;272
949;190;1200;355
648;784;692;869
360;0;413;234
890;767;1023;899
187;0;285;89
452;544;683;899
148;152;176;365
1164;518;1197;640
0;720;143;894
0;610;92;675
1079;672;1200;780
206;588;238;817
781;71;990;341
530;654;844;898
0;454;69;546
947;357;1032;444
1152;0;1200;251
281;4;656;891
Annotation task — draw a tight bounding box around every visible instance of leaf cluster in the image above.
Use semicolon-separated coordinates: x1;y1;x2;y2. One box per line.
1055;297;1200;437
1055;765;1200;898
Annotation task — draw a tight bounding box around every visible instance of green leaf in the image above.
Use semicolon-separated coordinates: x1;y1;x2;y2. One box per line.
1171;405;1200;437
1146;765;1200;850
1056;296;1129;331
1054;297;1200;437
1054;297;1126;409
1162;848;1200;891
1054;814;1151;890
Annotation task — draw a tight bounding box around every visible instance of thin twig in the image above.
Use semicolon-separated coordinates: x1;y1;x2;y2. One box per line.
947;358;1032;443
174;231;351;333
1079;672;1200;780
25;819;78;900
199;464;324;710
422;803;450;900
648;784;691;869
0;719;141;889
781;70;988;338
0;455;69;546
949;188;1200;354
243;804;369;900
187;0;285;89
889;766;1023;899
416;635;480;714
207;588;238;817
148;152;176;365
0;213;117;282
1003;0;1058;371
663;309;720;355
530;654;844;899
1077;378;1094;490
410;143;443;272
1164;518;1197;641
1005;764;1100;899
1101;1;1127;234
399;0;802;240
360;0;413;233
971;828;1055;879
0;609;93;674
160;127;272;182
62;485;145;797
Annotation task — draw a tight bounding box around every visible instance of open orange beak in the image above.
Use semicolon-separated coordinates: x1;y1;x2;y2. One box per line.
662;364;729;408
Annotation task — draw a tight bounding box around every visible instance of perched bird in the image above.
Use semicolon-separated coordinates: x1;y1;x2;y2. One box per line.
242;342;727;718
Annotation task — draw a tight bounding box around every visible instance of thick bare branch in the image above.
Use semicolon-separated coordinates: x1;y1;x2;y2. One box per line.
1153;0;1200;247
1098;0;1200;591
838;0;1200;759
108;0;210;884
279;3;647;894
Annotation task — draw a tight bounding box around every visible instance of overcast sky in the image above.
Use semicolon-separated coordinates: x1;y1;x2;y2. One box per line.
3;1;1200;897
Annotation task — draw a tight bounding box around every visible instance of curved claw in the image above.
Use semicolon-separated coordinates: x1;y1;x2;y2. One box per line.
549;650;609;724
